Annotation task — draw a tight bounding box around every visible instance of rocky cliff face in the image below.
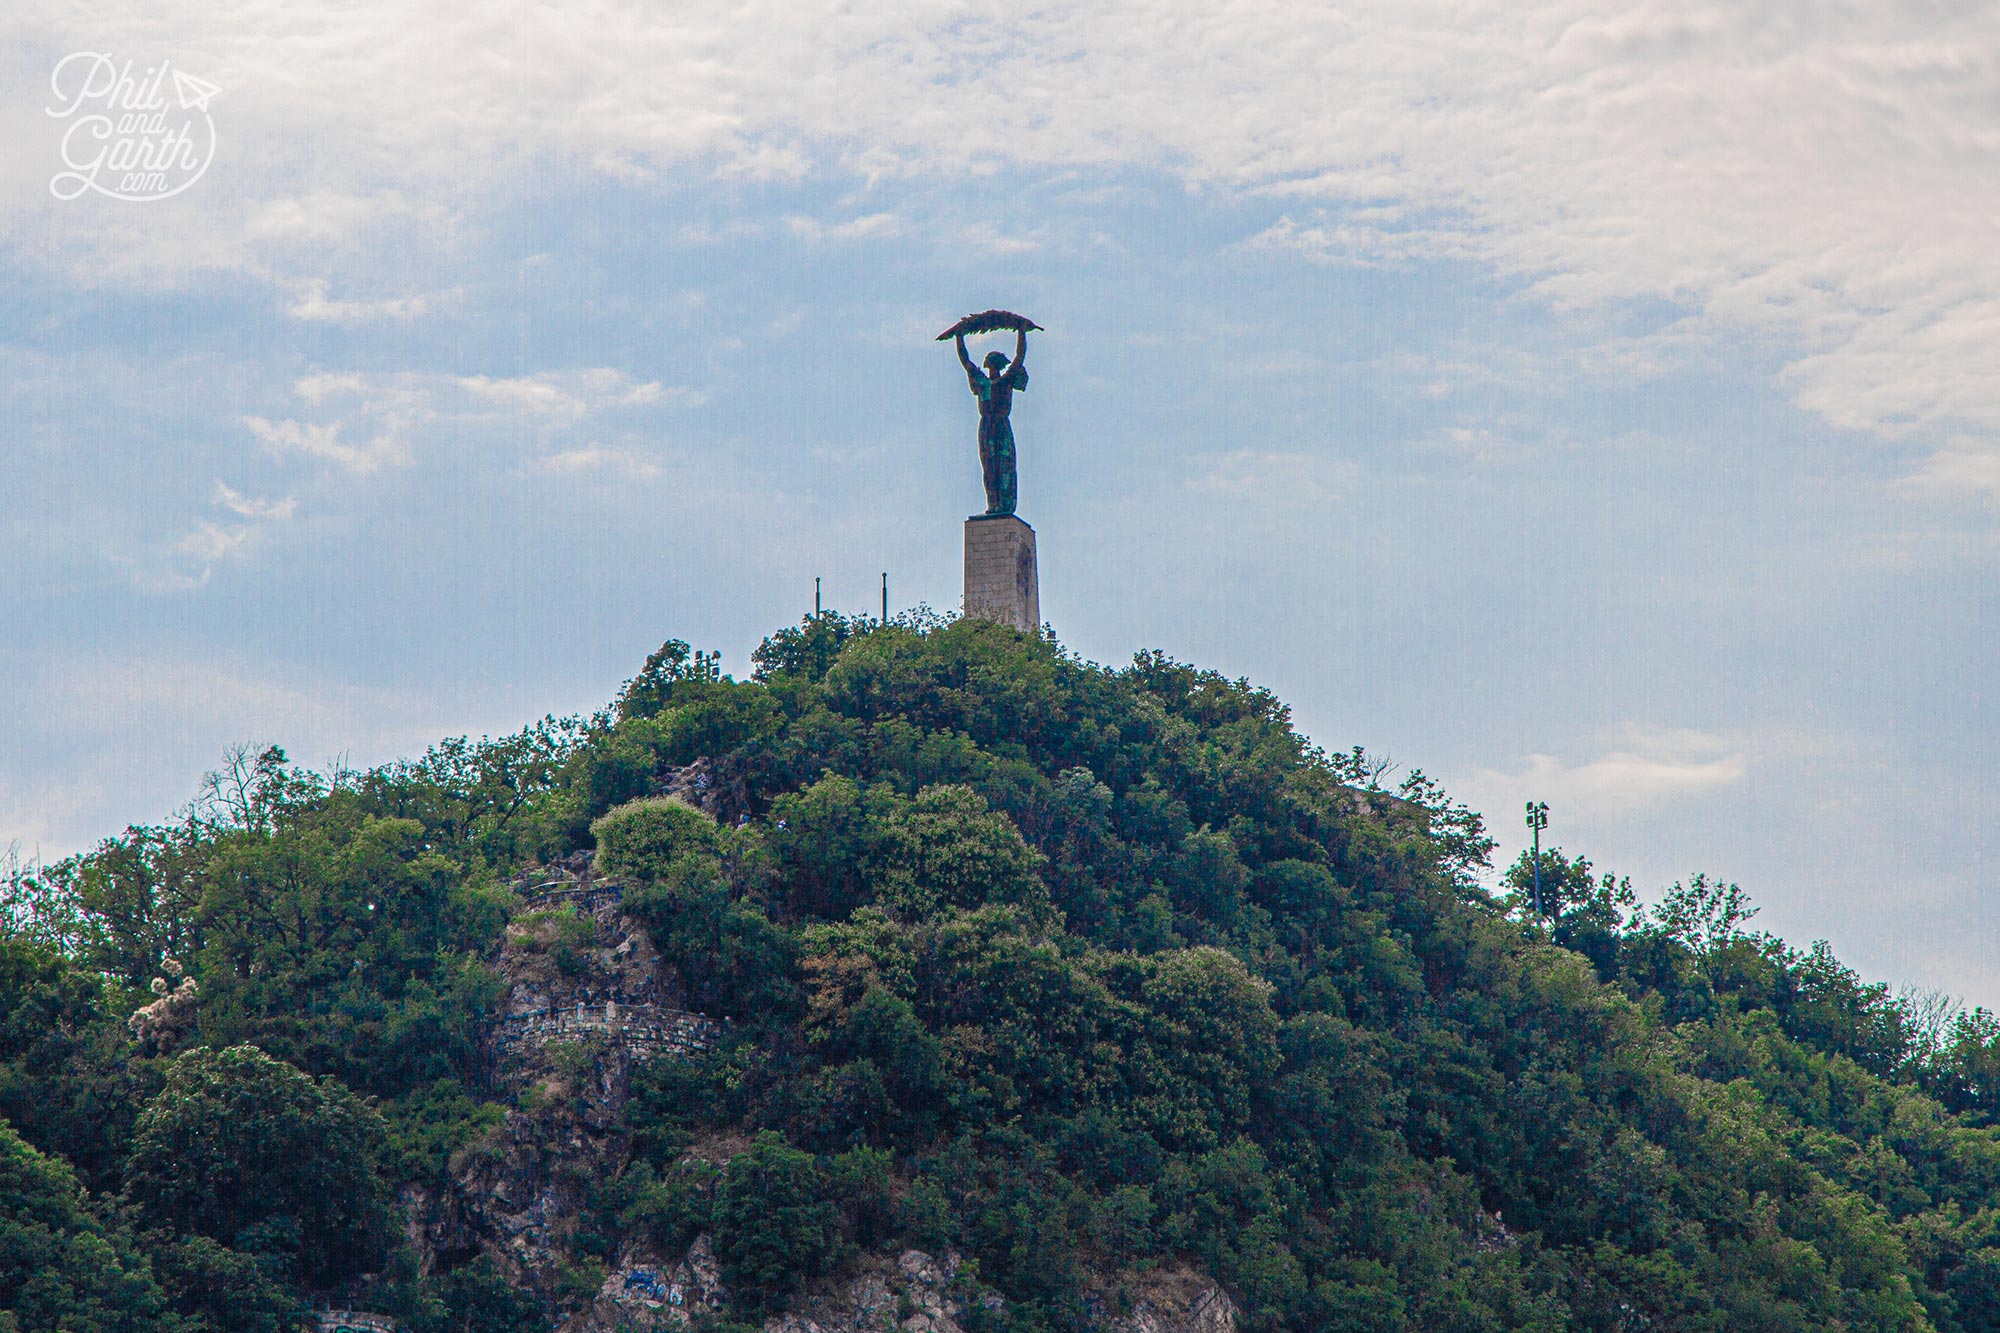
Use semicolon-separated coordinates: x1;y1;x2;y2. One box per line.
401;855;1235;1333
571;1231;725;1332
1090;1272;1239;1333
402;878;678;1307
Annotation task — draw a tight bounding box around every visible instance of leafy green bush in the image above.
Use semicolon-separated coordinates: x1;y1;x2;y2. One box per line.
592;797;721;882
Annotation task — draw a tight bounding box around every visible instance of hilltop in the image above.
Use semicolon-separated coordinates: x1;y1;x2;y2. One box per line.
2;614;1997;1333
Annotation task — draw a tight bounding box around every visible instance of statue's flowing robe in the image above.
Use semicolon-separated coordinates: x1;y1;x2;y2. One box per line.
967;361;1028;516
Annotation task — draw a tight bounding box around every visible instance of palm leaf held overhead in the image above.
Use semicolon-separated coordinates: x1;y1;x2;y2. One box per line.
936;309;1043;340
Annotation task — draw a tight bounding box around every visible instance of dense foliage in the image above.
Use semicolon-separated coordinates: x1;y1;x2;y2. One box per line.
3;614;1998;1331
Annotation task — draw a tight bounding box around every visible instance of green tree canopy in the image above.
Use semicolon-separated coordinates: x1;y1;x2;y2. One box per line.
4;614;1998;1333
711;1131;842;1315
124;1045;391;1289
0;1118;170;1333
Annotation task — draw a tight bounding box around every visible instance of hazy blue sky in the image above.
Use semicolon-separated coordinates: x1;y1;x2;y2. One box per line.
4;3;1994;1004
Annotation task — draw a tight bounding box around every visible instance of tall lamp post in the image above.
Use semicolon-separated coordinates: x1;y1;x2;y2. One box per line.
1525;801;1550;920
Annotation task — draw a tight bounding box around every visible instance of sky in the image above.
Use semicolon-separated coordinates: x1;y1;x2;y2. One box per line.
2;2;1994;1005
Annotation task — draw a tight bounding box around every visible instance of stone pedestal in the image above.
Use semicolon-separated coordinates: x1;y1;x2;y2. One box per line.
963;515;1040;631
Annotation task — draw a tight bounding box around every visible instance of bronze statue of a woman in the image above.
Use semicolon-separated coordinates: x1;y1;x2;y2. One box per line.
939;310;1040;517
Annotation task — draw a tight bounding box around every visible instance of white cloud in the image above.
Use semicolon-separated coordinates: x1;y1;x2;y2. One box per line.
237;368;695;480
958;221;1043;256
456;375;588;417
786;212;902;243
2;1;1994;491
213;480;296;521
287;277;438;323
241;191;445;247
1897;438;2000;505
174;519;253;563
1187;449;1354;504
528;446;662;482
1413;425;1533;467
1469;724;1750;819
295;372;379;406
158;481;299;585
720;140;815;184
1244;216;1486;270
1381;349;1542;400
243;414;407;474
457;370;677;419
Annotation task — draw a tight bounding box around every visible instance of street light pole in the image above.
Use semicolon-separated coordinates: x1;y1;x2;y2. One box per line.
1525;801;1550;920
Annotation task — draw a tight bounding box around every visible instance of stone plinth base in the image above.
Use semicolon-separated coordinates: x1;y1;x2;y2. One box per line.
964;515;1040;631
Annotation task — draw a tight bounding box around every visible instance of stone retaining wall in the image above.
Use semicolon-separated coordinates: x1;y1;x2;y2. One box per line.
494;1001;721;1059
309;1311;396;1333
521;881;625;914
